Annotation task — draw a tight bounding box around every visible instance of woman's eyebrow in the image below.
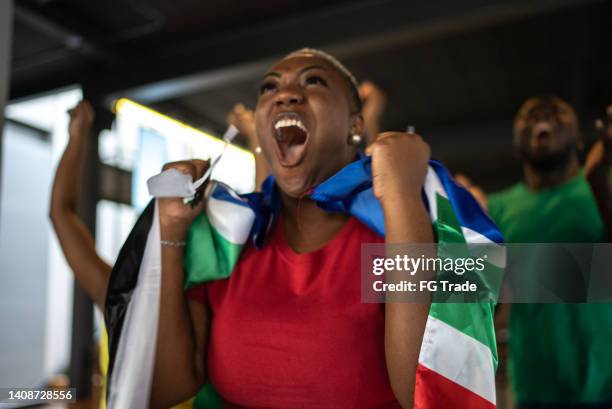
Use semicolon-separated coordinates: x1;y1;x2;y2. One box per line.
262;65;327;80
263;72;281;79
299;65;326;75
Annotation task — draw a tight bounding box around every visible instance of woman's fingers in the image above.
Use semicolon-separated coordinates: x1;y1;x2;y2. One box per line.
158;159;210;238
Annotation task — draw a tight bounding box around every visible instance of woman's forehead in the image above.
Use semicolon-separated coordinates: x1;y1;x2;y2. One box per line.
262;54;357;109
266;55;337;77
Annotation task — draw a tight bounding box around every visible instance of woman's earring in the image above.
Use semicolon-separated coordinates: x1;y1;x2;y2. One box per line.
349;134;363;145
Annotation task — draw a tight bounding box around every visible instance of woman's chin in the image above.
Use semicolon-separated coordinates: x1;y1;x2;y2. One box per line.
276;181;311;198
273;172;316;198
271;155;348;198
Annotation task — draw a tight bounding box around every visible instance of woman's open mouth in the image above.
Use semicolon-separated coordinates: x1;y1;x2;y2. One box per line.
272;113;310;167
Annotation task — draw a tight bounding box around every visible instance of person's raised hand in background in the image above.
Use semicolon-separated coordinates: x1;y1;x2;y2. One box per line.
585;105;612;178
50;100;111;310
227;104;257;147
69;100;95;140
585;105;612;239
227;103;269;190
359;81;387;146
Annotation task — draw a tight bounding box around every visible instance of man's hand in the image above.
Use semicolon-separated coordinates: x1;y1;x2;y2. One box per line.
68;100;95;139
367;131;430;207
227;103;258;149
158;160;209;241
585;105;612;179
585;105;612;241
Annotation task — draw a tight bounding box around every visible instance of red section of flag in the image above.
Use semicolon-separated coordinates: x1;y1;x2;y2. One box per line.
414;364;495;409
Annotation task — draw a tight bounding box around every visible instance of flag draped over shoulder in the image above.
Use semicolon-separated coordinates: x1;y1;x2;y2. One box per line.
104;156;504;409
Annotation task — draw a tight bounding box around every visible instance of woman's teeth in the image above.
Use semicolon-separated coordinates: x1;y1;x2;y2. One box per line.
274;118;307;132
271;116;309;167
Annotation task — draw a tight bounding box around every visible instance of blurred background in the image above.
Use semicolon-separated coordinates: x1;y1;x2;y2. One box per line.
0;0;611;408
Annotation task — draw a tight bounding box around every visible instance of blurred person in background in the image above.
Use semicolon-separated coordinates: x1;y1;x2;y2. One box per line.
459;96;612;408
50;100;111;310
49;100;111;408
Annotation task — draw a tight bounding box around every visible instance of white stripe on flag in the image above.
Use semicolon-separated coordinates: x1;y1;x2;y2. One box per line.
461;226;506;268
207;190;255;245
423;166;447;223
108;201;161;409
418;316;496;405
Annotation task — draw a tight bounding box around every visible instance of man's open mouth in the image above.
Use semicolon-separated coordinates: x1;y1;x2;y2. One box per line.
273;113;309;167
531;121;555;149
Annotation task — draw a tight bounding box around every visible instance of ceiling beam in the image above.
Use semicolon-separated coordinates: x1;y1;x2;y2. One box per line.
13;3;124;72
10;0;601;103
104;0;601;107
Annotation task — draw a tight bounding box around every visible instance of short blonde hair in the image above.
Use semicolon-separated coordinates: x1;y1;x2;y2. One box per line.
282;48;362;112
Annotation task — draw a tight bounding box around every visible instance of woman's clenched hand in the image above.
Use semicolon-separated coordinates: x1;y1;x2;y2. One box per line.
158;159;209;241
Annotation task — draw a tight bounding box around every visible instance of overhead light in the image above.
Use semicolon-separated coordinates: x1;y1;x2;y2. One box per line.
113;98;250;155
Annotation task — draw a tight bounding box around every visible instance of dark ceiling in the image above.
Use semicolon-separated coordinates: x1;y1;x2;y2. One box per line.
9;0;612;190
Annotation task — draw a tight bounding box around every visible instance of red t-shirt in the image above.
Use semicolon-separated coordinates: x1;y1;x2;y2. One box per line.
186;216;401;409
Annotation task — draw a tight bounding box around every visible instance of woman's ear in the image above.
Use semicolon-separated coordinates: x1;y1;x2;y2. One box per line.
349;113;365;138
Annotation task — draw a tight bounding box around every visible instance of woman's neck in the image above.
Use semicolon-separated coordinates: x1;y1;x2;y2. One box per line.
280;193;349;253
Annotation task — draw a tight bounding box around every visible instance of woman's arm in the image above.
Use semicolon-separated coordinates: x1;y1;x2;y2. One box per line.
49;100;111;310
370;132;433;409
150;159;210;408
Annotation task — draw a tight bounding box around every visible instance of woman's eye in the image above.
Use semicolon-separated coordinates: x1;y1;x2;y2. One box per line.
305;76;327;86
259;82;277;95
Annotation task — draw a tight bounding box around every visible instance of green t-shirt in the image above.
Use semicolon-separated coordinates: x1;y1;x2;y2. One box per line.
489;172;612;405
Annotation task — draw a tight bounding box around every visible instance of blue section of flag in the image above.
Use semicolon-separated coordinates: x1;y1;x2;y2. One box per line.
428;161;503;244
308;157;385;236
246;155;502;246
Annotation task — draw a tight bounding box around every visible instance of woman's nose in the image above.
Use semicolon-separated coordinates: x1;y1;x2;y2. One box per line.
274;85;304;107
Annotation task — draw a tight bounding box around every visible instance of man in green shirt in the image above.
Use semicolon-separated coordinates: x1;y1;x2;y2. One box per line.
484;96;612;408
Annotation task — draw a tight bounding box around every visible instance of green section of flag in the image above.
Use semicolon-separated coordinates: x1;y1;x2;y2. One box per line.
193;382;222;409
430;193;499;370
429;303;498;367
184;211;244;289
183;201;248;408
433;193;466;243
